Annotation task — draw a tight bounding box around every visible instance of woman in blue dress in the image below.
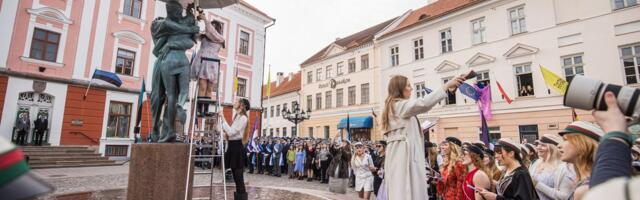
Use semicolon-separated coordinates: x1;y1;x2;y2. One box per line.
294;144;306;179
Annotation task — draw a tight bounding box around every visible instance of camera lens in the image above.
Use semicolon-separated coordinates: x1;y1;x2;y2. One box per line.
565;75;640;118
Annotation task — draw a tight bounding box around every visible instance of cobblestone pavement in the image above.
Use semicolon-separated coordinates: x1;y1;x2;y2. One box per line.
33;164;364;200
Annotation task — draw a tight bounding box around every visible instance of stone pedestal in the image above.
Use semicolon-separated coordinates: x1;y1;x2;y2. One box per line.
127;143;194;200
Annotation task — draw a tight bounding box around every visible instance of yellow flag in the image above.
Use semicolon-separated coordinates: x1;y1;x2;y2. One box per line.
266;66;271;97
233;68;238;94
540;65;568;95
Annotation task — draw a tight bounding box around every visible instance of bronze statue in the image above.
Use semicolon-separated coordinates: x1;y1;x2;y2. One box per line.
149;0;199;143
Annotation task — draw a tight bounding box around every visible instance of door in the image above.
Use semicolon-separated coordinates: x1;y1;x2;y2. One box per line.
15;92;54;145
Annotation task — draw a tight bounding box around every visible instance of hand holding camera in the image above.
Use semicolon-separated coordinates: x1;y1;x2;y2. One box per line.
592;92;628;133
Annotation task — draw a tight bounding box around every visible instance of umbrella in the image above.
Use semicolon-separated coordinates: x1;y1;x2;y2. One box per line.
156;0;238;9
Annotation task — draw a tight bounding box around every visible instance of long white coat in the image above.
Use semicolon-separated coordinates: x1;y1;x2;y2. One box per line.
383;88;446;200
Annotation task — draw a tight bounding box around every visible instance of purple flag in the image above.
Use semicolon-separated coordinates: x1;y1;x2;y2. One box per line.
480;110;490;147
474;84;493;120
459;82;479;101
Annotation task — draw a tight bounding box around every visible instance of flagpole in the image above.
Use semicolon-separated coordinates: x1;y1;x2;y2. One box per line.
84;70;95;100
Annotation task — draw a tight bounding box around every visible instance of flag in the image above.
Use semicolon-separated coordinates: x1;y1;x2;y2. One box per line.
540;65;568;95
423;87;433;95
91;69;122;87
266;66;272;97
233;68;239;95
248;115;259;152
459;82;479;101
134;80;146;135
474;84;493;120
496;81;513;104
480;110;490;147
572;108;580;121
346;113;351;141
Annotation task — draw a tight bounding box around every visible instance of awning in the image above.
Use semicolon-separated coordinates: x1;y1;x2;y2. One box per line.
337;116;373;129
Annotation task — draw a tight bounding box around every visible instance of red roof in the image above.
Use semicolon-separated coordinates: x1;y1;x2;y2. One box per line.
380;0;485;39
300;17;397;67
262;72;301;99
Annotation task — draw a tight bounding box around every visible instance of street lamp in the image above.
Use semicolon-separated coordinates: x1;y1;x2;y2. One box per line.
281;102;310;138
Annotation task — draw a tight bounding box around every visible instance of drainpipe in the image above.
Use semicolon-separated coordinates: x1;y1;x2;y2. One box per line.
259;19;276;137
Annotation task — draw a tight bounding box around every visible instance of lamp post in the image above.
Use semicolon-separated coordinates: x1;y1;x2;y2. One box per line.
281;101;310;138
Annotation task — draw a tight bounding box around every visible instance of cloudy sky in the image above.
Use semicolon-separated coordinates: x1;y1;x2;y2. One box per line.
243;0;427;81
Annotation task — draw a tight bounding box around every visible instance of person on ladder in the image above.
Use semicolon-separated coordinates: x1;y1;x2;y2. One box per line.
221;98;251;200
191;8;225;117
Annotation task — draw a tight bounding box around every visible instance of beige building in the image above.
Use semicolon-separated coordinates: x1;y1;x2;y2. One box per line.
375;0;640;143
261;72;301;137
299;19;397;141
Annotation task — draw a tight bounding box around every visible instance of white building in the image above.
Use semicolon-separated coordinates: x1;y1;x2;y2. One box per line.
261;72;301;137
375;0;640;143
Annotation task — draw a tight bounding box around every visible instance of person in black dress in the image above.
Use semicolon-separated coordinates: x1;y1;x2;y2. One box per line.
221;98;251;200
478;138;539;200
372;140;386;196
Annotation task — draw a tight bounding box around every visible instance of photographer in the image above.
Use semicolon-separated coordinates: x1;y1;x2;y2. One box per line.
583;92;639;200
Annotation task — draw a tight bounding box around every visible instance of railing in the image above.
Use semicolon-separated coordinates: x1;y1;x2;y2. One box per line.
69;131;99;145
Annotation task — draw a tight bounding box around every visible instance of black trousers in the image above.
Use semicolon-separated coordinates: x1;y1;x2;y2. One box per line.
320;160;330;182
231;168;246;194
34;130;45;146
16;130;27;145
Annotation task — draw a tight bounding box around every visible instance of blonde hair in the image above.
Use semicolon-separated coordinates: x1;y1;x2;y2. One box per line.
539;143;561;171
382;76;409;131
444;142;463;173
564;134;598;181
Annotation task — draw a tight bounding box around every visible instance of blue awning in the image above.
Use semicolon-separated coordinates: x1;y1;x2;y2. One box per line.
337;116;373;129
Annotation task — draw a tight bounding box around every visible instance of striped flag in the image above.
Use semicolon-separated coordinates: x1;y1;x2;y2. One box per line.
496;81;513;104
91;69;122;87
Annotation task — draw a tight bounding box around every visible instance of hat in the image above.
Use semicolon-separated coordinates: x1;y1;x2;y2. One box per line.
354;142;363;146
445;137;462;147
425;142;437;148
0;138;53;199
520;144;531;155
472;141;486;149
464;144;485;159
540;134;563;146
525;143;536;154
632;146;640;155
484;149;495;157
558;121;605;141
496;138;521;154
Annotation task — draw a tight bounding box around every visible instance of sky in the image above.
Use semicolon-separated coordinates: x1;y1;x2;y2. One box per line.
243;0;428;83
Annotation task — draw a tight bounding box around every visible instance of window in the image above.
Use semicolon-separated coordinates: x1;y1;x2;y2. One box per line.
414;38;424;60
306;95;312;111
115;48;136;76
263;109;267;118
415;82;426;98
477;71;490;88
478;127;501;144
519;125;539;143
326;65;332;79
562;54;584;82
325;91;332;109
123;0;143;18
307;71;313;84
276;105;280;117
509;6;526;35
613;0;638;10
390;46;399;66
348;86;356;106
348;58;356;73
621;44;640;84
283;103;288;112
270;106;274;117
316;68;322;81
263;129;266;135
276;128;280;136
283;127;287;137
440;29;452;53
106;102;131;138
471;18;486;44
239;31;250;55
308;127;314;138
336;88;344;107
515;64;535;97
316;93;322;110
337;62;344;76
291;126;297;137
270;128;273;137
443;78;456;105
237;78;247;97
29;28;60;62
361;83;369;104
324;126;330;139
361;54;369;70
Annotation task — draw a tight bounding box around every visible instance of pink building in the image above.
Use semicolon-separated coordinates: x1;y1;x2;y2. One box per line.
0;0;273;158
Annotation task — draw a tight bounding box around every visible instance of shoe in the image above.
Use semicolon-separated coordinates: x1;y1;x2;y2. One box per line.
307;178;313;182
234;192;248;200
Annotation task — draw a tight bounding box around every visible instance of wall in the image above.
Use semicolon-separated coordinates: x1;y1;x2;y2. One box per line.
60;85;105;145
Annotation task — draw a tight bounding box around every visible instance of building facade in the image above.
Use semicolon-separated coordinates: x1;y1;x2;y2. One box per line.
299;19;397;141
0;0;272;158
261;72;301;137
376;0;640;143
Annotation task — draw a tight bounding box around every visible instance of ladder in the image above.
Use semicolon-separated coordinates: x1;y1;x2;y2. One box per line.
185;58;227;200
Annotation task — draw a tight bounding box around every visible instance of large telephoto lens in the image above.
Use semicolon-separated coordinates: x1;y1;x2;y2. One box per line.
564;75;640;118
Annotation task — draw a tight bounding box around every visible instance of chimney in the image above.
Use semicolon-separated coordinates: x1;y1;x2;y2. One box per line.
276;72;284;86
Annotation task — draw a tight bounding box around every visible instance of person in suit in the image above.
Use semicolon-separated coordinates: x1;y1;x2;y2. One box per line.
15;113;30;145
33;115;48;146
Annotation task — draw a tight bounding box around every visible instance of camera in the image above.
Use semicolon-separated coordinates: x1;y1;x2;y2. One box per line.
564;75;640;121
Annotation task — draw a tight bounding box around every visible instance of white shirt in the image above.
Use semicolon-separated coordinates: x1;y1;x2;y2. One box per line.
222;114;247;141
351;153;374;178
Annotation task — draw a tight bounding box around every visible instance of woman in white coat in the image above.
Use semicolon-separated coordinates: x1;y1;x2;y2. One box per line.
529;134;576;200
381;75;464;199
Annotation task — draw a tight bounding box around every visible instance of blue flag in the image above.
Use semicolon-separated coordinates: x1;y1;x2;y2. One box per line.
423;87;433;95
346;113;351;141
459;82;479;101
92;69;122;87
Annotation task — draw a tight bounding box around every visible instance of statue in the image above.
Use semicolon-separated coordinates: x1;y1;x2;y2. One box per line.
149;0;199;143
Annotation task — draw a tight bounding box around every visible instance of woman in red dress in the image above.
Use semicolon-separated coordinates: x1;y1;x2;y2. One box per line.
462;144;492;200
437;137;467;200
